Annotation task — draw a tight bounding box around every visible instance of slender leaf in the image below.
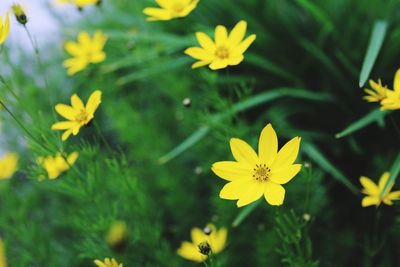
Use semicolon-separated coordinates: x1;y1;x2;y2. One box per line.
232;199;261;227
382;152;400;195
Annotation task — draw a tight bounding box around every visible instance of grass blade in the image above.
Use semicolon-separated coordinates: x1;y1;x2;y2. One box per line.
335;109;389;138
359;20;388;87
232;199;261;227
382;152;400;196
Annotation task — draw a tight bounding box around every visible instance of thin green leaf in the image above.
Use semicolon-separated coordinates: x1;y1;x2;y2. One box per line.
359;20;388;87
302;142;358;194
232;199;261;227
382;152;400;196
335;109;389;138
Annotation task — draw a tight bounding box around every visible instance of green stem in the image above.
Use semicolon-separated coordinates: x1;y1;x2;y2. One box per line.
94;121;114;155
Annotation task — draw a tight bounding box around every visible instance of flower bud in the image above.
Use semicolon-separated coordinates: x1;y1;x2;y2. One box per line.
11;4;27;25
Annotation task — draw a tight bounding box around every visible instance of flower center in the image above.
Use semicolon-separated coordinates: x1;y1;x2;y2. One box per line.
215;46;230;59
253;164;271;182
172;3;185;13
75;109;88;123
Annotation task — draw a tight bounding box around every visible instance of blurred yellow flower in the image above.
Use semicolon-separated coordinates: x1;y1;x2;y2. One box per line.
51;90;102;141
106;221;128;248
56;0;100;9
363;79;388;102
212;124;301;207
185;20;256;70
143;0;199;21
360;172;400;207
94;258;123;267
380;69;400;110
0;153;18;180
0;238;6;267
63;31;107;76
37;152;79;180
0;12;10;45
177;224;227;262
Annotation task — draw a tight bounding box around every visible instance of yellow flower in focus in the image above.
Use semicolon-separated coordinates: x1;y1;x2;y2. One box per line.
363;79;388;102
212;124;301;207
185;20;256;70
0;238;7;267
0;12;10;45
94;258;123;267
37;152;78;180
0;153;18;180
56;0;100;9
143;0;200;21
360;172;400;207
177;224;227;262
380;69;400;110
63;31;107;76
51;90;102;141
106;221;128;248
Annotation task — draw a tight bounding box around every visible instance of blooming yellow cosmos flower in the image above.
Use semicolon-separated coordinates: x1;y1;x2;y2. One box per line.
56;0;100;9
380;69;400;110
0;238;7;267
360;172;400;207
37;152;79;180
51;90;102;141
106;221;128;248
143;0;200;21
64;31;107;76
364;79;388;102
0;153;18;180
177;224;227;262
0;12;10;45
184;20;256;70
94;258;123;267
212;124;301;207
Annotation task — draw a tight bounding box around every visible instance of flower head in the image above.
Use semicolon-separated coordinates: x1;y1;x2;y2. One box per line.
364;79;388;102
212;124;301;207
185;20;256;70
56;0;101;9
37;152;79;180
106;221;128;248
360;172;400;207
51;90;102;141
380;69;400;110
63;31;107;76
0;12;10;45
11;4;27;25
143;0;200;21
0;153;18;180
94;258;123;267
0;238;7;267
177;224;227;262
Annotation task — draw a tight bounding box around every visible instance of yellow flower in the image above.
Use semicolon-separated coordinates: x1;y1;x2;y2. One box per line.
56;0;100;9
0;238;7;267
0;153;18;180
51;90;102;141
106;221;128;248
63;31;107;76
0;12;10;45
363;79;388;102
143;0;200;21
177;224;227;262
94;258;123;267
380;69;400;110
184;20;256;70
359;172;400;207
37;152;79;180
212;124;301;207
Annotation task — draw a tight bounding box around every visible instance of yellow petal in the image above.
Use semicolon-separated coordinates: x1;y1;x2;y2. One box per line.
210;227;227;253
236;34;256;54
229;138;259;165
0;152;18;179
143;7;172;20
209;59;228;70
155;0;171;8
271;137;301;170
215;25;228;46
196;32;215;51
51;121;76;130
219;179;251;200
211;161;251;181
64;41;83;56
192;60;211;69
378;172;391;192
191;227;205;244
184;47;213;60
0;238;7;267
78;31;91;46
177;241;206;262
85;90;102;117
394;68;400;92
263;182;285;206
67;151;79;165
90;51;106;63
359;176;379;195
61;129;73;141
71;94;85;110
270;164;301;185
227;55;244;66
236;181;264;207
55;104;78;121
228;20;247;46
361;196;379;207
258;124;278;165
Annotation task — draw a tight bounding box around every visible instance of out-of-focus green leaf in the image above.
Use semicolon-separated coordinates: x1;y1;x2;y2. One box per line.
382;152;400;196
296;0;334;32
335;109;389;138
359;20;388;87
232;199;261;227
